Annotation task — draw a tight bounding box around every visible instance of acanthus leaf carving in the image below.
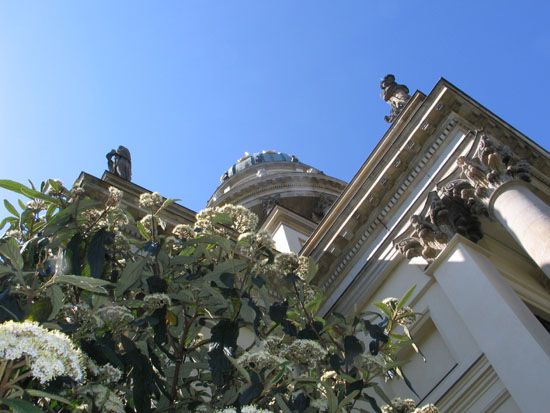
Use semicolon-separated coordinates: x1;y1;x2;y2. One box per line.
457;130;532;199
394;180;484;262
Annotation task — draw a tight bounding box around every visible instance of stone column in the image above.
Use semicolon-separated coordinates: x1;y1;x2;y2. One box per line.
491;181;550;277
429;236;550;412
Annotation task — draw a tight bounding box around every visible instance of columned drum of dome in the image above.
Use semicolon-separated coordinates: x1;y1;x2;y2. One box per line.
208;150;346;225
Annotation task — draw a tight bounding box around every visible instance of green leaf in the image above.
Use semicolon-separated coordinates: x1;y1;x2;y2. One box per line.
45;203;57;220
27;298;52;322
0;398;45;413
372;383;392;405
211;212;233;226
115;259;146;297
0;237;24;270
274;394;292;413
227;355;251;384
397;285;416;311
136;221;150;240
0;216;15;230
338;390;360;410
25;389;73;405
203;259;247;284
0;179;55;203
86;229;111;278
3;200;19;217
156;198;178;214
52;274;113;294
373;302;393;318
47;285;64;319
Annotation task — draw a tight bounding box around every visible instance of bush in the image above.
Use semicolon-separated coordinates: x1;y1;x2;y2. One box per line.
0;178;431;413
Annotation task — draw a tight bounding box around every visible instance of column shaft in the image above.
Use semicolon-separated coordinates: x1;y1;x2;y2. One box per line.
491;182;550;277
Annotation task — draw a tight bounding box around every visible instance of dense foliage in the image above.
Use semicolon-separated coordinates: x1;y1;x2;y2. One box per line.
0;178;435;413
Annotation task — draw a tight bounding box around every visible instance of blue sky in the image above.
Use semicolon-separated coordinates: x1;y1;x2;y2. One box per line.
1;1;549;213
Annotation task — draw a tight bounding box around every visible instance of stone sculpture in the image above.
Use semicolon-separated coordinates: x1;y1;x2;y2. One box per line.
381;74;411;123
106;146;132;181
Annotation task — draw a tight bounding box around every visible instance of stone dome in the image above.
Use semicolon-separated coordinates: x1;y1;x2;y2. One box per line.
209;150;346;225
219;150;304;182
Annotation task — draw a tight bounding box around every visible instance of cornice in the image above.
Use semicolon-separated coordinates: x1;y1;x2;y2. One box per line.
261;205;317;236
213;173;346;207
75;171;196;225
313;117;459;289
209;162;347;206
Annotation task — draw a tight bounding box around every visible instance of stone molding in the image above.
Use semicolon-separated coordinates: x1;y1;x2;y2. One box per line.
317;117;459;289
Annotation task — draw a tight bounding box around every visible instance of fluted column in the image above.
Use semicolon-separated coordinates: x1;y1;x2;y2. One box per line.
491;181;550;277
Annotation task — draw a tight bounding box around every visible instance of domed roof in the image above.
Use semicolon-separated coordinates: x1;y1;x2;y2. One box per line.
220;150;302;182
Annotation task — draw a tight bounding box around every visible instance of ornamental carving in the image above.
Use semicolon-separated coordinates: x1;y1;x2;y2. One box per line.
394;130;535;262
381;74;411;123
394;180;484;261
106;146;132;181
456;130;531;199
312;195;335;223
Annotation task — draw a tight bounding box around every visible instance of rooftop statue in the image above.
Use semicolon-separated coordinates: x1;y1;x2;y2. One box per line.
381;74;411;123
106;145;132;181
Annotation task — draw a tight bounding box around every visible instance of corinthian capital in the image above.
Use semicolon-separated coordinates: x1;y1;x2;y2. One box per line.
394;181;484;262
456;131;531;198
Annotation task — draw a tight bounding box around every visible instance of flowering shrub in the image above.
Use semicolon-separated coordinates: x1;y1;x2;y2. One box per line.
0;178;428;412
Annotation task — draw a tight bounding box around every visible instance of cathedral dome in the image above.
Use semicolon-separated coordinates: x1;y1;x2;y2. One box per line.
209;150;346;225
220;150;303;182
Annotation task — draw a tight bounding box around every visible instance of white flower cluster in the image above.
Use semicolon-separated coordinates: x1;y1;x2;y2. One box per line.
237;230;275;258
281;339;327;365
78;384;125;413
106;186;123;207
237;350;285;372
381;398;416;413
97;305;134;329
310;398;328;411
27;199;45;211
0;320;84;384
273;252;300;276
143;293;172;310
381;398;438;413
80;207;128;231
172;223;196;240
195;204;259;235
139;192;163;209
70;185;86;199
416;405;438;413
382;297;416;327
5;229;22;239
139;214;166;236
87;359;122;384
63;303;103;336
217;406;272;413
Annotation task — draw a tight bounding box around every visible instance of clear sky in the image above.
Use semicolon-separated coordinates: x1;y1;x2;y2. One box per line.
1;1;549;213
